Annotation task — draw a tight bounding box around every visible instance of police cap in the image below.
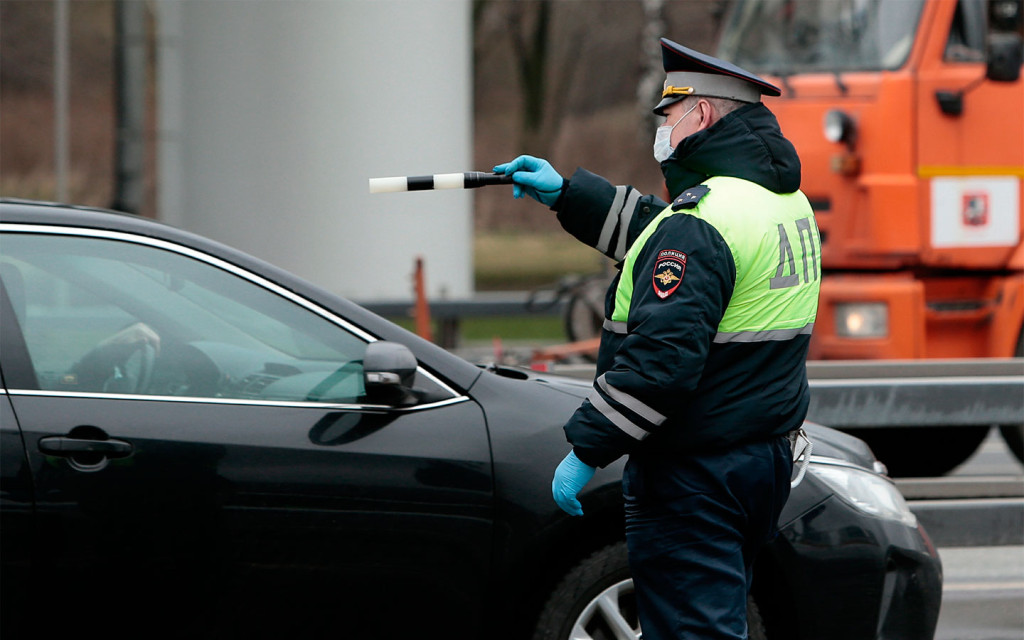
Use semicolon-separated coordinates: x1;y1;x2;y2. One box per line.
653;38;781;115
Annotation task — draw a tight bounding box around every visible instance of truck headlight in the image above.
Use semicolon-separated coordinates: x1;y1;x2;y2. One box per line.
823;109;857;147
810;463;918;527
835;302;888;338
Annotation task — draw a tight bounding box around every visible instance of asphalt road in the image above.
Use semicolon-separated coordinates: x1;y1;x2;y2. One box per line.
934;429;1024;640
938;546;1024;640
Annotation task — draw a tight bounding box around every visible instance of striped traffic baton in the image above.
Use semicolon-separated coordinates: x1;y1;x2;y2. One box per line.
369;171;514;194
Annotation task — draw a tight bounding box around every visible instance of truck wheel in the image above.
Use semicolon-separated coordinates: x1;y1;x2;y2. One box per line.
999;329;1024;464
1000;425;1024;464
530;541;767;640
847;426;990;477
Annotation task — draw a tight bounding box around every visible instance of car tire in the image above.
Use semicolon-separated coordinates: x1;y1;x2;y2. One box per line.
531;541;768;640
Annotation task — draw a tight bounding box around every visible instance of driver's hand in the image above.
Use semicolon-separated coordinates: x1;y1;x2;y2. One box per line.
97;322;161;356
68;322;161;391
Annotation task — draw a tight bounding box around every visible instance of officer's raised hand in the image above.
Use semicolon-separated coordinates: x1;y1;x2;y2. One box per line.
493;155;565;206
552;450;596;516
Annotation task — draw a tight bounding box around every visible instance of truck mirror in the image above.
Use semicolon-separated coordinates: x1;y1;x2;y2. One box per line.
935;90;965;116
986;33;1023;82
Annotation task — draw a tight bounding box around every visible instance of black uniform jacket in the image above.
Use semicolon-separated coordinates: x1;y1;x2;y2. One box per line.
553;102;814;468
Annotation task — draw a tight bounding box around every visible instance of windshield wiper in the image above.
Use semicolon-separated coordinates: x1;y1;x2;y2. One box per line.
833;71;849;95
775;70;795;97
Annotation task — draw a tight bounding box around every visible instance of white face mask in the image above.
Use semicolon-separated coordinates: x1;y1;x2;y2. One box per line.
653;102;698;163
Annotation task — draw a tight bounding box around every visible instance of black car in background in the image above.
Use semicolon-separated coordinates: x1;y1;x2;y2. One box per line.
0;200;941;639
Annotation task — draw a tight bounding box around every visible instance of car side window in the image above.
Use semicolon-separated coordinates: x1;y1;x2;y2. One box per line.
1;232;373;404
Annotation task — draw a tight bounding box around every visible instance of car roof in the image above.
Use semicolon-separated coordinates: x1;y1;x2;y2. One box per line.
2;198;212;243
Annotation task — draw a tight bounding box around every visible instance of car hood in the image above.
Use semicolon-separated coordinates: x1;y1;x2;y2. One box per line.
474;364;592;396
480;365;881;472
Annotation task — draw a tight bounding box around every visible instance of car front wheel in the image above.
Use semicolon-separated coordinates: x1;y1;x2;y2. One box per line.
531;541;766;640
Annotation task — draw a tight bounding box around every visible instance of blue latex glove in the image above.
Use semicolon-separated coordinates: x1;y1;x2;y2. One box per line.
552;450;596;516
493;155;565;206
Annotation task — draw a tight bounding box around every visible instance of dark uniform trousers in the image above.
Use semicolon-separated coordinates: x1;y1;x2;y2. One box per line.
624;435;793;640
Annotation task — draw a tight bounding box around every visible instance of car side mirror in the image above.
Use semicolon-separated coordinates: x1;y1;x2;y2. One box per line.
987;33;1022;82
363;341;418;406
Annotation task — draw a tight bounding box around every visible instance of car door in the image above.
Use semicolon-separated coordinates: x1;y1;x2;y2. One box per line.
0;225;493;637
0;390;32;637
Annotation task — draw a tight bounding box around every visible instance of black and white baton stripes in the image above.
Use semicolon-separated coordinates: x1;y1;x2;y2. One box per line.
369;171;514;194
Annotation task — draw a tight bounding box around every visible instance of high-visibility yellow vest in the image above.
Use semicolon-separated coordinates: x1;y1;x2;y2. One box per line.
614;176;820;342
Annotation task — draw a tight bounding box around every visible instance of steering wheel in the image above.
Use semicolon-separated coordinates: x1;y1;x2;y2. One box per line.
133;341;156;394
101;341;156;395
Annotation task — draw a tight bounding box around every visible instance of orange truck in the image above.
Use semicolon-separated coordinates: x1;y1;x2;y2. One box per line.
716;0;1024;476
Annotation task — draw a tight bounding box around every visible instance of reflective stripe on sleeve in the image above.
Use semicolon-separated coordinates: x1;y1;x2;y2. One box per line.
613;191;641;261
713;323;814;343
596;186;628;255
602;318;628;334
587;390;650;441
596;186;643;259
596;374;667;426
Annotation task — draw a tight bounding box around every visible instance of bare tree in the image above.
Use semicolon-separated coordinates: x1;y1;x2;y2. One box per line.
638;0;666;135
478;1;583;156
507;1;550;137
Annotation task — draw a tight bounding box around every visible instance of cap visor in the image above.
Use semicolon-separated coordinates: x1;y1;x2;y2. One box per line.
652;95;684;116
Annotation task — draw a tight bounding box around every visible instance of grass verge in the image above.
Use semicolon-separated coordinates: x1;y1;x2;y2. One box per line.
473;232;608;291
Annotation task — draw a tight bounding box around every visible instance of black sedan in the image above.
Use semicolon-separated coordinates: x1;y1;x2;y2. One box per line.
0;199;941;639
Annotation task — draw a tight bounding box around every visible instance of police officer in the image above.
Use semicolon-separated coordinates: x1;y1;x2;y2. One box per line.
495;38;820;640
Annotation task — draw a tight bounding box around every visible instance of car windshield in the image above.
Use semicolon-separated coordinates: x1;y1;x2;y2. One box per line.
717;0;926;74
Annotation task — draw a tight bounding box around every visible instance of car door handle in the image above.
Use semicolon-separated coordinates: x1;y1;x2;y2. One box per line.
38;436;134;458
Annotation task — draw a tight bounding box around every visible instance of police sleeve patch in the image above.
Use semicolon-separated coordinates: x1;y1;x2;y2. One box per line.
653;249;687;299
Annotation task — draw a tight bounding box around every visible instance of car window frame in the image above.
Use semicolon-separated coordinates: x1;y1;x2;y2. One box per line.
0;223;467;412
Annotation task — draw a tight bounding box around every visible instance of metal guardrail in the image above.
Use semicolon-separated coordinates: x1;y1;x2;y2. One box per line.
361;292;567;320
805;359;1024;429
911;498;1024;547
540;359;1023;431
897;476;1024;499
897;476;1024;547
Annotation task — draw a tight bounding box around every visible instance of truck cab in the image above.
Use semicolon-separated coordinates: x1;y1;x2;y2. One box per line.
717;0;1024;474
719;0;1023;358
